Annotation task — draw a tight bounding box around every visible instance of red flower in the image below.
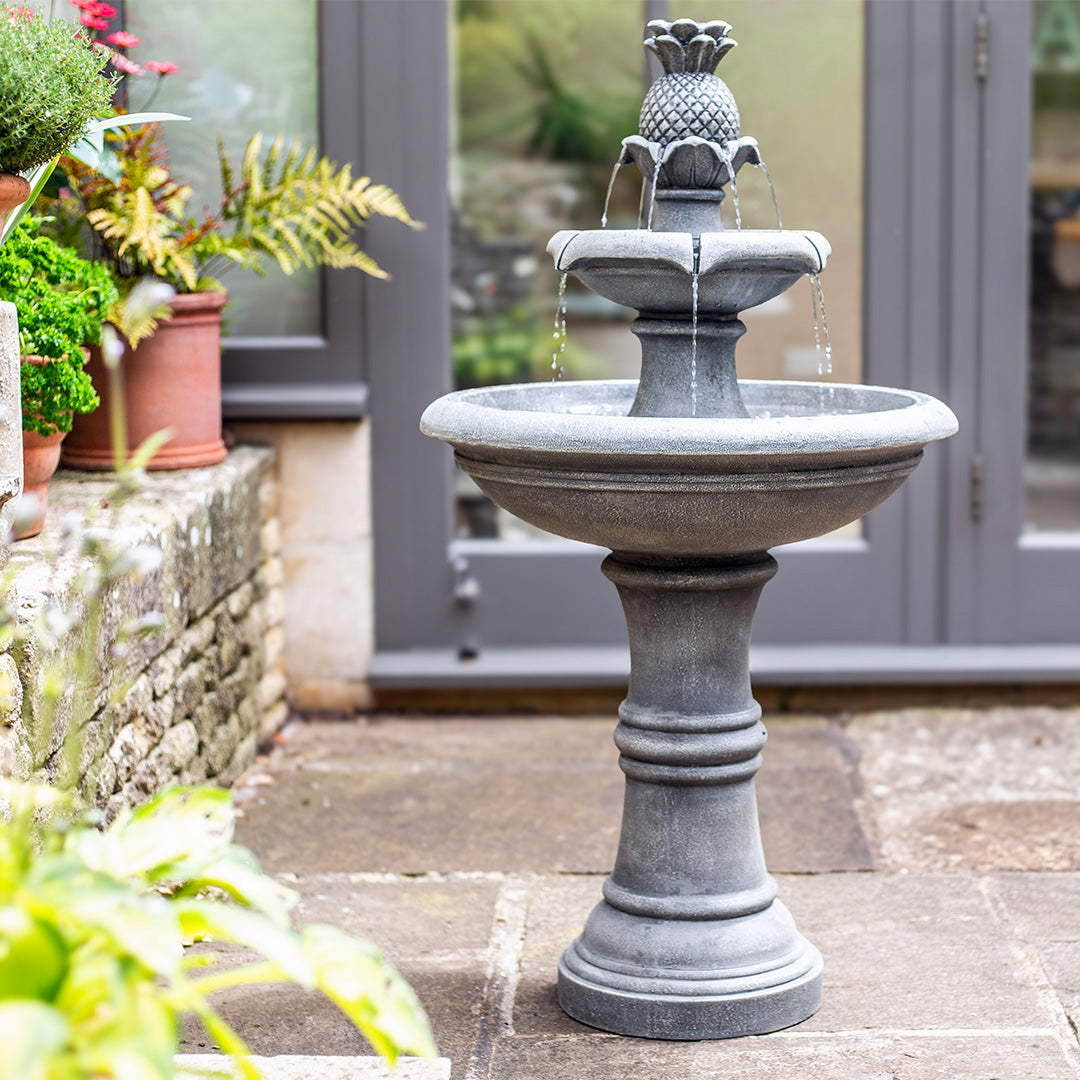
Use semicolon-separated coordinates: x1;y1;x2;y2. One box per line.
4;4;36;22
78;12;109;28
106;29;139;48
72;0;116;15
109;52;143;76
146;60;178;75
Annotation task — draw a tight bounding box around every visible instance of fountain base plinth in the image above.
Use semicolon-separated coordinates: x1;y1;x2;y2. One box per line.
555;553;822;1039
558;909;822;1040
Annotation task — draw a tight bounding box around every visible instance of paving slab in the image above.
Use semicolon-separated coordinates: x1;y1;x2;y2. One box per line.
236;765;623;874
177;1054;449;1079
513;873;1052;1036
847;706;1080;871
178;965;484;1071
489;1033;1076;1080
994;872;1080;940
236;717;870;876
273;716;620;770
283;873;500;963
214;713;1080;1079
785;873;1051;1031
993;874;1080;1034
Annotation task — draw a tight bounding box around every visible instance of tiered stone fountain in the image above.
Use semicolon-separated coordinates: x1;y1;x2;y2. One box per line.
422;18;957;1040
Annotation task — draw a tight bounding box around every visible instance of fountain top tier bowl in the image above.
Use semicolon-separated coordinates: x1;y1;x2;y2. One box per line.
547;229;830;316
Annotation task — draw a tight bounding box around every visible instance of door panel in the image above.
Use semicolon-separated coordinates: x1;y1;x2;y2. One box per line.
966;0;1080;644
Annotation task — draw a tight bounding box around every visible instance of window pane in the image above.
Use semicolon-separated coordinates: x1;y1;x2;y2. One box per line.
124;0;321;338
1027;0;1080;532
451;0;864;541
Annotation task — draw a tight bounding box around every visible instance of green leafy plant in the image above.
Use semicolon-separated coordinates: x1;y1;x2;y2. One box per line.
0;217;116;435
0;332;437;1077
0;4;115;176
50;124;421;345
0;782;436;1079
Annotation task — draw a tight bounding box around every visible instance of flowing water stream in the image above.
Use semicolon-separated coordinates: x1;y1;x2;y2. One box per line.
720;144;742;230
645;145;669;231
551;272;568;380
690;269;699;416
754;157;782;229
809;271;836;410
601;155;623;229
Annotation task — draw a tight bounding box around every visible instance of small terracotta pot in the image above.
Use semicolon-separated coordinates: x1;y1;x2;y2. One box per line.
0;173;30;236
62;289;229;471
16;427;66;540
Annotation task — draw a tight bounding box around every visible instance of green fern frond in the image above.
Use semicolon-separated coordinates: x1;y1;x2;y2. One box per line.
243;134;263;201
60;125;418;293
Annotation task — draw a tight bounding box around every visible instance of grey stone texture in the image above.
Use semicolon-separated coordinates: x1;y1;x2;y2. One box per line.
0;447;289;810
177;1055;449;1079
217;711;1080;1078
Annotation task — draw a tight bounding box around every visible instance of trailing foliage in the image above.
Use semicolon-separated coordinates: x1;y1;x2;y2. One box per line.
0;4;115;175
0;405;438;1078
0;782;438;1079
49;125;420;345
0;217;114;434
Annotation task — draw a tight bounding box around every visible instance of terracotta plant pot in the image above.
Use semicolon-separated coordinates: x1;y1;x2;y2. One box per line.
62;289;229;471
0;173;30;236
17;427;66;540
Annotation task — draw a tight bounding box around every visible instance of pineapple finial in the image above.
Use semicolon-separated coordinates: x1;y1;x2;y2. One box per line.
644;18;737;76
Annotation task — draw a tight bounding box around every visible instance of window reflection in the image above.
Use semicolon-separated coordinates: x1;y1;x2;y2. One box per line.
1027;0;1080;532
124;0;321;338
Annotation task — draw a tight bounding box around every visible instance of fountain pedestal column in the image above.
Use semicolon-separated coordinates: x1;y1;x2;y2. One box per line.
557;553;823;1039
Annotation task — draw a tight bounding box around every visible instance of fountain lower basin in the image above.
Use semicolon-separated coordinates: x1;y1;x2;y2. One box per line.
421;379;958;556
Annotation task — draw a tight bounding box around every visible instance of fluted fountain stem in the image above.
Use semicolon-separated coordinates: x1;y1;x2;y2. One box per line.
557;553;823;1039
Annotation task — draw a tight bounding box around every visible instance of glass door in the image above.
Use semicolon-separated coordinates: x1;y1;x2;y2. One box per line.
370;0;957;681
970;0;1080;643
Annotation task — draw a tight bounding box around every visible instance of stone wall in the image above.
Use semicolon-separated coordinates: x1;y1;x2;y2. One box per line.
0;447;286;814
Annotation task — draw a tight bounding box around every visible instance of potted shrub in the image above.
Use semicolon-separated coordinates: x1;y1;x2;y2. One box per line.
0;218;116;537
0;3;114;529
47;122;420;470
0;3;113;234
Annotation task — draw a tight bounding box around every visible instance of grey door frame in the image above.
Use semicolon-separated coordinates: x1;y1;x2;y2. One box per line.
367;0;1080;688
963;0;1080;645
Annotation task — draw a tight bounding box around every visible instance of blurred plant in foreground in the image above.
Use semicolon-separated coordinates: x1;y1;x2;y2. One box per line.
0;286;436;1079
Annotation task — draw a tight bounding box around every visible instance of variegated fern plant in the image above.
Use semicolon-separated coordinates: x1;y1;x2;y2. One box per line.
46;124;420;345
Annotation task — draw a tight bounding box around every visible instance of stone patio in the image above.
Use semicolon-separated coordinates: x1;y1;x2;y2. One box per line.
183;707;1080;1079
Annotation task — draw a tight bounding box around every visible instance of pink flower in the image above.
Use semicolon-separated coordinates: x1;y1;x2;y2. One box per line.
4;4;36;22
106;29;139;48
109;52;143;76
79;12;109;28
146;60;178;75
